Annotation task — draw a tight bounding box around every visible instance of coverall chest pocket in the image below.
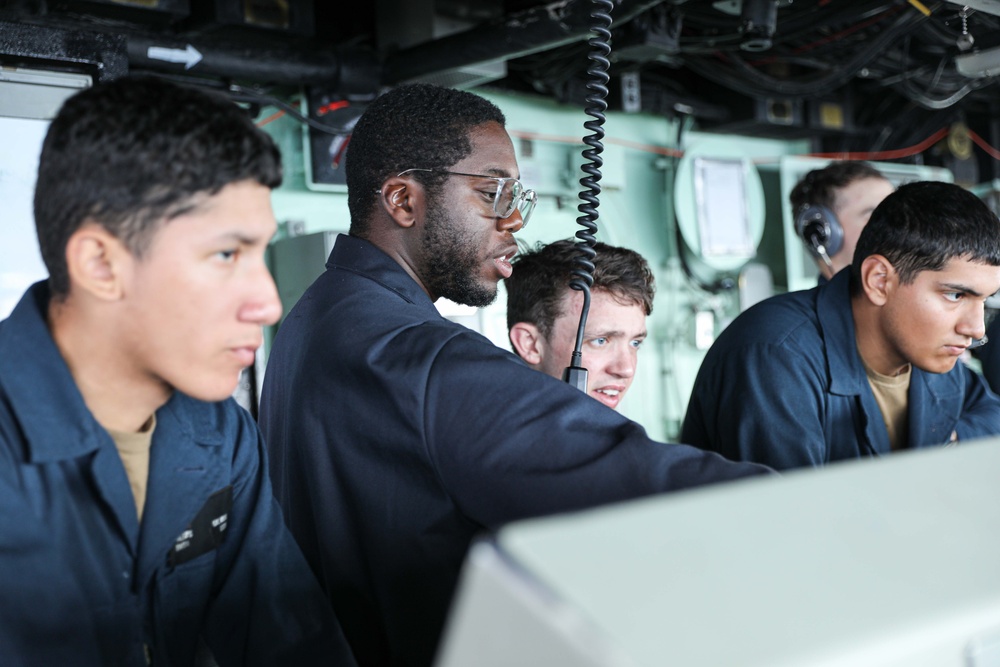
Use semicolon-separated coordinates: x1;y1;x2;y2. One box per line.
150;485;233;665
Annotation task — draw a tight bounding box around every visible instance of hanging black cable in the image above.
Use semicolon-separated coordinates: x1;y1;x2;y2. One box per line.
563;0;613;392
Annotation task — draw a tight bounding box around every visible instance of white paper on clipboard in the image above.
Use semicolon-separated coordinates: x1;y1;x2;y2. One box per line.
693;157;755;259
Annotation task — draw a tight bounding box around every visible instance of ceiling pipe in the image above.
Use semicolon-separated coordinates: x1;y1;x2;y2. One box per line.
383;0;668;85
0;20;128;81
126;33;379;88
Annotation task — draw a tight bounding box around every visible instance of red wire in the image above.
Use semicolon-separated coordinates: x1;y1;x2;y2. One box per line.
307;123;993;164
809;127;950;160
256;110;286;127
968;129;1000;161
508;126;987;164
317;100;350;115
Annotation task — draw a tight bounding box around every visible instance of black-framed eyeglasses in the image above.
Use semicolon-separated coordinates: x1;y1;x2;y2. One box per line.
398;168;537;228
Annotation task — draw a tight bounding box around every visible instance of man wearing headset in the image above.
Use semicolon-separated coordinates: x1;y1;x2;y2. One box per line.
789;160;894;282
682;181;1000;471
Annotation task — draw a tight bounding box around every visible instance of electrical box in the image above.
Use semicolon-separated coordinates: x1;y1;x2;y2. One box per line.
303;89;376;191
701;92;806;138
807;95;854;134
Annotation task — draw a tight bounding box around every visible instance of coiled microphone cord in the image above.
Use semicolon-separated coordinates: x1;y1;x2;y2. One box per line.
563;0;613;392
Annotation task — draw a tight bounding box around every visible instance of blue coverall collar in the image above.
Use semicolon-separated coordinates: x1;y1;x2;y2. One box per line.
334;233;439;312
0;282;223;465
816;269;869;397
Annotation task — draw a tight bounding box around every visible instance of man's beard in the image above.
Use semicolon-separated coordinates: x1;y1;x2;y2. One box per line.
421;198;498;308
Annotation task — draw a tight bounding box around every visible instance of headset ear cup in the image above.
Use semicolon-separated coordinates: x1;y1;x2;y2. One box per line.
795;204;843;258
823;211;844;257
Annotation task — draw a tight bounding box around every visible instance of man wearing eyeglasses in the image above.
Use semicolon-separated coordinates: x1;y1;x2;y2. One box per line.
258;83;772;667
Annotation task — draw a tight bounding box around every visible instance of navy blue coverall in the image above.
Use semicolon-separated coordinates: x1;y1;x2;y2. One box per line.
259;233;772;667
0;283;356;666
682;270;1000;470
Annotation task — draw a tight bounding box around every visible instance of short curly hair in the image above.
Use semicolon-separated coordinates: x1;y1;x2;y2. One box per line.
505;239;655;339
345;84;505;237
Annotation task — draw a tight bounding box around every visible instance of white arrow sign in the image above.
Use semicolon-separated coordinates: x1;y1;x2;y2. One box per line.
147;44;203;70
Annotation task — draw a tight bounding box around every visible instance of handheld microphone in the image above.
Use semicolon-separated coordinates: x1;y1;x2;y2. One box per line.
562;350;589;393
564;250;593;395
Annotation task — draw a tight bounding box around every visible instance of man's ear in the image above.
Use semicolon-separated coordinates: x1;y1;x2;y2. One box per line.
858;254;895;307
509;322;545;366
64;222;130;302
376;176;425;229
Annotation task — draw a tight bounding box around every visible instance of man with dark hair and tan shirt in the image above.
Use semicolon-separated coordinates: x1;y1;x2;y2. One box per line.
0;76;355;666
684;181;1000;470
